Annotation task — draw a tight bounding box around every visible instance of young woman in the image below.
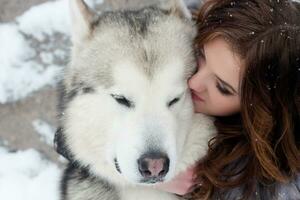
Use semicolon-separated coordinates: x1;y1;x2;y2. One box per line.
157;0;300;199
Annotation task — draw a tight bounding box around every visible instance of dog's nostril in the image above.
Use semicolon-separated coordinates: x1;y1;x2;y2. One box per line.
137;152;169;179
158;169;166;177
141;169;152;177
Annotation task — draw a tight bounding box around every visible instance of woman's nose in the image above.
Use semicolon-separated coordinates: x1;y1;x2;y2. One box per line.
188;69;207;93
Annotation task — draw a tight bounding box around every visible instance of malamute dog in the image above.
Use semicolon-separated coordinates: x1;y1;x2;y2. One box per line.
55;0;216;199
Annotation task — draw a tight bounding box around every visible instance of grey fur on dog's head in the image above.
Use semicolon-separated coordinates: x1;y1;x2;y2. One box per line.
64;0;197;93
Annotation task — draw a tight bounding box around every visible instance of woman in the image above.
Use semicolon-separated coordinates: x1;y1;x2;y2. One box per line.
157;0;300;199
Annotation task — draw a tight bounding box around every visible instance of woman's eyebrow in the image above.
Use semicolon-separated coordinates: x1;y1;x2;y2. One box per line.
215;75;238;94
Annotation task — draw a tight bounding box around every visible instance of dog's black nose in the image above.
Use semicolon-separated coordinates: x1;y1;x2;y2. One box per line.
137;152;169;179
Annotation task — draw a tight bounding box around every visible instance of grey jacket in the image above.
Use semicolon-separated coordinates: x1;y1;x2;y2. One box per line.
212;176;300;200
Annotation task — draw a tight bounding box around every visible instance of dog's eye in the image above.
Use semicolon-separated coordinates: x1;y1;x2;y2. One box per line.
168;97;180;107
111;94;133;108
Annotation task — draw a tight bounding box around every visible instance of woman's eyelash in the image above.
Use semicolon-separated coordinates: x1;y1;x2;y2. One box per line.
216;82;233;95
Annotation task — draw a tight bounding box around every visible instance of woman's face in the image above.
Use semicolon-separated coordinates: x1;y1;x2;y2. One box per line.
188;37;243;116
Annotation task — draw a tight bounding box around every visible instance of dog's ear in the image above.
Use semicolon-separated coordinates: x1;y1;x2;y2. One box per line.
158;0;192;20
69;0;98;45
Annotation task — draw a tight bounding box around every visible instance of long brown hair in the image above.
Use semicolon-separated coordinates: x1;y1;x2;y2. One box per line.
191;0;300;199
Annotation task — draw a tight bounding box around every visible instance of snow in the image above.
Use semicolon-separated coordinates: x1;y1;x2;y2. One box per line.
0;23;62;103
0;0;70;103
0;0;108;198
0;0;107;104
32;119;56;145
17;0;71;41
0;148;61;200
0;0;103;199
40;52;55;64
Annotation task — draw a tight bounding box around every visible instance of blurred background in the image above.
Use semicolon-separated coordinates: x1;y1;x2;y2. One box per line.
0;0;201;199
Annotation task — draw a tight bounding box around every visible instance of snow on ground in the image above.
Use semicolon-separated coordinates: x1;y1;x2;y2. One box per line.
16;0;70;40
0;0;70;104
32;119;56;145
0;0;105;104
0;0;104;199
0;147;61;200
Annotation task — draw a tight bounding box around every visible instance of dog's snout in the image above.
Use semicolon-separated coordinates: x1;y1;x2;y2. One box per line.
138;152;169;180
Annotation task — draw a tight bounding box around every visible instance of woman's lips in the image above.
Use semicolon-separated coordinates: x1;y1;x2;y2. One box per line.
191;91;204;102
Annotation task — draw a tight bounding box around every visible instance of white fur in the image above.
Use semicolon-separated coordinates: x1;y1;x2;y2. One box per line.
64;57;198;183
61;0;216;199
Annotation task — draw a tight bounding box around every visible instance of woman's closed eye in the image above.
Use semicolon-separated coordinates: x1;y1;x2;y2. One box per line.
216;82;234;96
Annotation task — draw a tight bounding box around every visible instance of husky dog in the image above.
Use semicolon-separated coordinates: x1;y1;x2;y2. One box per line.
55;0;216;199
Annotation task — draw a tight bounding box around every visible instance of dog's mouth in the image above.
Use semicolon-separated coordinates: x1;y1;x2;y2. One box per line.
140;177;165;184
114;158;122;174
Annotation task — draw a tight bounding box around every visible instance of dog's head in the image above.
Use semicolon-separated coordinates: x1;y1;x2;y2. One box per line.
56;0;202;186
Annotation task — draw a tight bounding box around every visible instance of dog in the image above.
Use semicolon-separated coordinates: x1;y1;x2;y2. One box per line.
54;0;216;199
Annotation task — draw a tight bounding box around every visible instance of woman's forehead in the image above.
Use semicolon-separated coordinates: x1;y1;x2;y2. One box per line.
203;37;243;92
